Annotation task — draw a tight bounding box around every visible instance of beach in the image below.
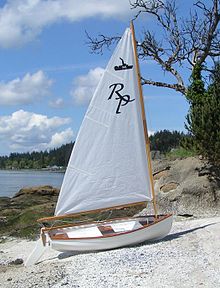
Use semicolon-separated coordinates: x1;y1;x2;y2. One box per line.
0;216;219;288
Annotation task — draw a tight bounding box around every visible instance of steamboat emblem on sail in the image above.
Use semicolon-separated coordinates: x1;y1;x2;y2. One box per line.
114;57;133;71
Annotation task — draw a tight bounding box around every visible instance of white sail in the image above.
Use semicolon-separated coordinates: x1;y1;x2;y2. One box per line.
55;28;153;216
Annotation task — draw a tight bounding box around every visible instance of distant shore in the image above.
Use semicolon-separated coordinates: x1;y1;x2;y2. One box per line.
0;167;66;172
0;170;64;198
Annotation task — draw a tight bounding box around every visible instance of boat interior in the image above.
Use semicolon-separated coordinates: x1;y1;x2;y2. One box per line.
48;215;162;240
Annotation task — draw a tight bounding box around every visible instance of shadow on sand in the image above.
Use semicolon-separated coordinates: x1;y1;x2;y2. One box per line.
143;222;218;245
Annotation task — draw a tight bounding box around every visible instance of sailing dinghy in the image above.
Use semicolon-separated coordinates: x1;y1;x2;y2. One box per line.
25;22;172;266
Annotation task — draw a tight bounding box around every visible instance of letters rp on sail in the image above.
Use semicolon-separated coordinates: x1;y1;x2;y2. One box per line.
108;83;135;114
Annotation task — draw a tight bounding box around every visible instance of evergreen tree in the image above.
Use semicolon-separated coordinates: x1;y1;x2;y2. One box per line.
184;63;220;164
203;63;220;163
0;142;74;169
150;130;185;153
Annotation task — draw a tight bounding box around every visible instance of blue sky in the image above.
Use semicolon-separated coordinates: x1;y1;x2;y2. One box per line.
0;0;197;156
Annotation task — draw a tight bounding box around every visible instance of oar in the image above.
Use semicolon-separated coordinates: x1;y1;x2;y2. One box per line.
25;237;47;267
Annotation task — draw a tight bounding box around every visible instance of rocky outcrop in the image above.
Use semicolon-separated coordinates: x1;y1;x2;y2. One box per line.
0;186;59;238
0;158;219;238
152;157;220;217
10;185;59;210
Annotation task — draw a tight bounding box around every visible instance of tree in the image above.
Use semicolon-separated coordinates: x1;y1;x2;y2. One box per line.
184;64;206;149
150;130;185;152
205;63;220;163
0;142;75;169
87;0;220;95
184;62;220;164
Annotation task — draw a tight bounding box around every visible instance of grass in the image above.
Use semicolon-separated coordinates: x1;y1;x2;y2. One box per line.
165;147;198;160
0;204;56;239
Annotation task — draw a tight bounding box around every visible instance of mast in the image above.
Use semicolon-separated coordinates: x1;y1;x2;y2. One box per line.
130;21;158;218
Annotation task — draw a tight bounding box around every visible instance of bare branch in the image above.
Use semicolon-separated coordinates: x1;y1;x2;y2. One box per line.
138;31;185;89
184;0;220;65
86;0;220;95
141;77;187;94
85;31;120;55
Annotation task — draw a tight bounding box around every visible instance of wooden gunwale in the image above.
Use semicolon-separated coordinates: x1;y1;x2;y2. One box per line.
48;214;172;241
42;215;144;232
37;201;146;223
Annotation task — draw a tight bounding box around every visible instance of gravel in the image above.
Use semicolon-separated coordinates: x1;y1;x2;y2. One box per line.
0;216;220;288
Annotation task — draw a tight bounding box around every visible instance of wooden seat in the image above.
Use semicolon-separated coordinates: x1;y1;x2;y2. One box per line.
49;232;69;240
98;225;115;235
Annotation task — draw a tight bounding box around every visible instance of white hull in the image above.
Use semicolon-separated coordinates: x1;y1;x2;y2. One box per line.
47;215;173;252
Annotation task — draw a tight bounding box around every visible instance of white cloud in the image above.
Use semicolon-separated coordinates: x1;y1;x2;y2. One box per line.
48;128;73;149
0;110;73;152
148;130;155;136
0;0;131;48
49;97;64;108
71;67;104;105
0;70;53;105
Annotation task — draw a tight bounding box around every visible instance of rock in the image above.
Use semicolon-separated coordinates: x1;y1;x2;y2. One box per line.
160;182;179;192
61;282;69;286
9;186;59;210
9;258;24;265
153;168;170;180
151;150;164;160
13;185;59;198
177;213;193;217
0;216;7;224
153;157;220;216
0;197;10;209
0;186;59;239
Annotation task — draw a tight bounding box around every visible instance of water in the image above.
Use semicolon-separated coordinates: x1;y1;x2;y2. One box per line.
0;170;64;198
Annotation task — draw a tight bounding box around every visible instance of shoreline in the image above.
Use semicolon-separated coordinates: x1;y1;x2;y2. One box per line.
0;170;63;198
0;168;65;172
0;216;220;288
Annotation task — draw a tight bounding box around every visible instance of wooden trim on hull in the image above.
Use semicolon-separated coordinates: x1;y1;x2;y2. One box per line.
37;201;147;222
48;214;172;241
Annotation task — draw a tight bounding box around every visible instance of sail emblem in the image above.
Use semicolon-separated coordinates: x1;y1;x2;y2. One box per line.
108;83;135;114
114;58;133;71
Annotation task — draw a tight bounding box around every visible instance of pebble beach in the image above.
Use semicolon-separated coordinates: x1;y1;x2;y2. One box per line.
0;216;220;288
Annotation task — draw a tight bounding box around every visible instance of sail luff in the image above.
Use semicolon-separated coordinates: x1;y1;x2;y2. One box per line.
130;21;158;217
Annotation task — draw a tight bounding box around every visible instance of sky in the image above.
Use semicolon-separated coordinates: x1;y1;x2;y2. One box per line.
0;0;195;156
